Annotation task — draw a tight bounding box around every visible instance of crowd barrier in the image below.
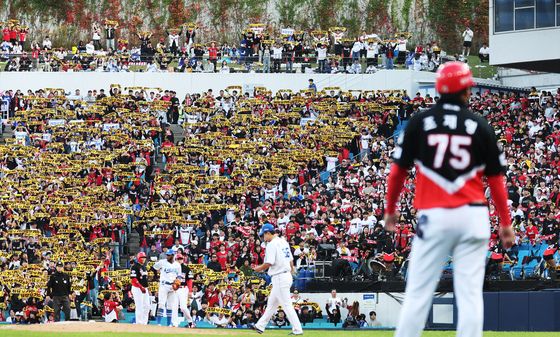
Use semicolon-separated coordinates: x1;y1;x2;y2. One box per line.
298;291;560;331
0;70;440;100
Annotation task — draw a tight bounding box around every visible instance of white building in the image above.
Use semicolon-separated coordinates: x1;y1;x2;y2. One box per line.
489;0;560;72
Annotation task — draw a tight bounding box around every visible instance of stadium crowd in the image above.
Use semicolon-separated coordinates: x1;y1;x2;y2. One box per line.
0;20;445;74
0;83;558;325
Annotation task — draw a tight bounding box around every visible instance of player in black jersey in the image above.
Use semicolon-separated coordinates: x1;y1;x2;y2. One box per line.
385;61;514;337
130;252;150;324
174;254;195;328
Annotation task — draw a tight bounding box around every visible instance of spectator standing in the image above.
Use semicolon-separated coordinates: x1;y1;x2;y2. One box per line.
366;40;378;67
384;42;395;70
166;28;181;56
271;43;283;73
262;45;271;73
92;22;102;50
351;39;362;62
18;26;28;50
46;261;72;321
479;43;490;63
396;34;408;64
462;26;474;57
105;23;116;51
208;42;219;72
325;289;344;323
316;43;327;73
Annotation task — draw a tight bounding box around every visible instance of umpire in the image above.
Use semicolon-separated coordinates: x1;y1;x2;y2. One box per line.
47;261;72;321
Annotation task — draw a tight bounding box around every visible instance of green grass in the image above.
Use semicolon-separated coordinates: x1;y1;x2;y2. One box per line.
0;330;558;337
466;55;497;79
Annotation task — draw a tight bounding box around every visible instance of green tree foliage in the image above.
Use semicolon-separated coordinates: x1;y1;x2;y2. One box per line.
0;0;489;50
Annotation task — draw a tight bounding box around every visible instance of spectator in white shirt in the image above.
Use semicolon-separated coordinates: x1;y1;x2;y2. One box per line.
359;129;373;160
316;43;328;73
271;44;283;73
478;43;490;63
462;26;474;56
365;41;378;67
351;40;363;61
85;40;95;54
325;289;346;323
42;36;52;50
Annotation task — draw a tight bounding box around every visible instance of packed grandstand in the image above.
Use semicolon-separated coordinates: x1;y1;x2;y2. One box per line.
0;83;559;325
0;19;444;73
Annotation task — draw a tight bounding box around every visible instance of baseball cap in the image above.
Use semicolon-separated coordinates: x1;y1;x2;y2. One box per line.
166;249;175;256
259;223;275;236
56;261;64;267
175;254;184;260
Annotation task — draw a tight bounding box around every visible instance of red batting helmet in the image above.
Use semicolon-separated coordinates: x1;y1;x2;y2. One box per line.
435;61;475;94
175;253;184;260
137;252;147;260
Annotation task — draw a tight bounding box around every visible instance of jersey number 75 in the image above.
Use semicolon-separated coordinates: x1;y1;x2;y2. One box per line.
428;134;472;170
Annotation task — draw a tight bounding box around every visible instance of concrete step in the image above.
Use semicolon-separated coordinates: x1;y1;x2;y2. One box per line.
169;124;185;143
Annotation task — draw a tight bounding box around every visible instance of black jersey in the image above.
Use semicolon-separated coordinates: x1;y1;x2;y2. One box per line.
178;263;192;286
130;262;149;287
393;98;506;210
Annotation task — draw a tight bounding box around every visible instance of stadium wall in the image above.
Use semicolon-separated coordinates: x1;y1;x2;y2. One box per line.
0;71;439;98
301;291;560;331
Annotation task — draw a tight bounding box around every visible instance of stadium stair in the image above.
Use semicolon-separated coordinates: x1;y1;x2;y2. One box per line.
126;231;141;259
170;124;185;143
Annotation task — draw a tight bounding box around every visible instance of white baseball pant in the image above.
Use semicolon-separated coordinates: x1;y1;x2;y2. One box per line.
132;286;151;324
173;286;193;326
255;272;303;334
395;204;490;337
158;283;179;326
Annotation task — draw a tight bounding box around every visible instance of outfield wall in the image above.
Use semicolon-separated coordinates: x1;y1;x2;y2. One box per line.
0;71;438;98
301;291;560;331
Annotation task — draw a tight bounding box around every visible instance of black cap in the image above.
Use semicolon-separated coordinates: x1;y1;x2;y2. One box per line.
56;261;64;267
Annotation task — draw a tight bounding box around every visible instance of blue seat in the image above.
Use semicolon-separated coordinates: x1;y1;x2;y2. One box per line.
511;250;529;280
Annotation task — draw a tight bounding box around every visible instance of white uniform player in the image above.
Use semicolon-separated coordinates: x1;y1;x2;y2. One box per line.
153;250;181;326
253;223;303;335
172;254;195;327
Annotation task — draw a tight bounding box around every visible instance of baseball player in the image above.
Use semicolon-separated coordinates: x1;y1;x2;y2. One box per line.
130;252;150;324
153;249;181;327
253;223;303;335
172;253;195;328
384;61;514;337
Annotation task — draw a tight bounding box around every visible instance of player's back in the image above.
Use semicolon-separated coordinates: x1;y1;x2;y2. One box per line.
393;98;505;210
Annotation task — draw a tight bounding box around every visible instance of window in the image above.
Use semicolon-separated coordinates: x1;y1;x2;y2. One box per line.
557;0;560;26
515;0;535;30
515;7;535;30
536;0;555;27
494;0;558;32
495;0;514;32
